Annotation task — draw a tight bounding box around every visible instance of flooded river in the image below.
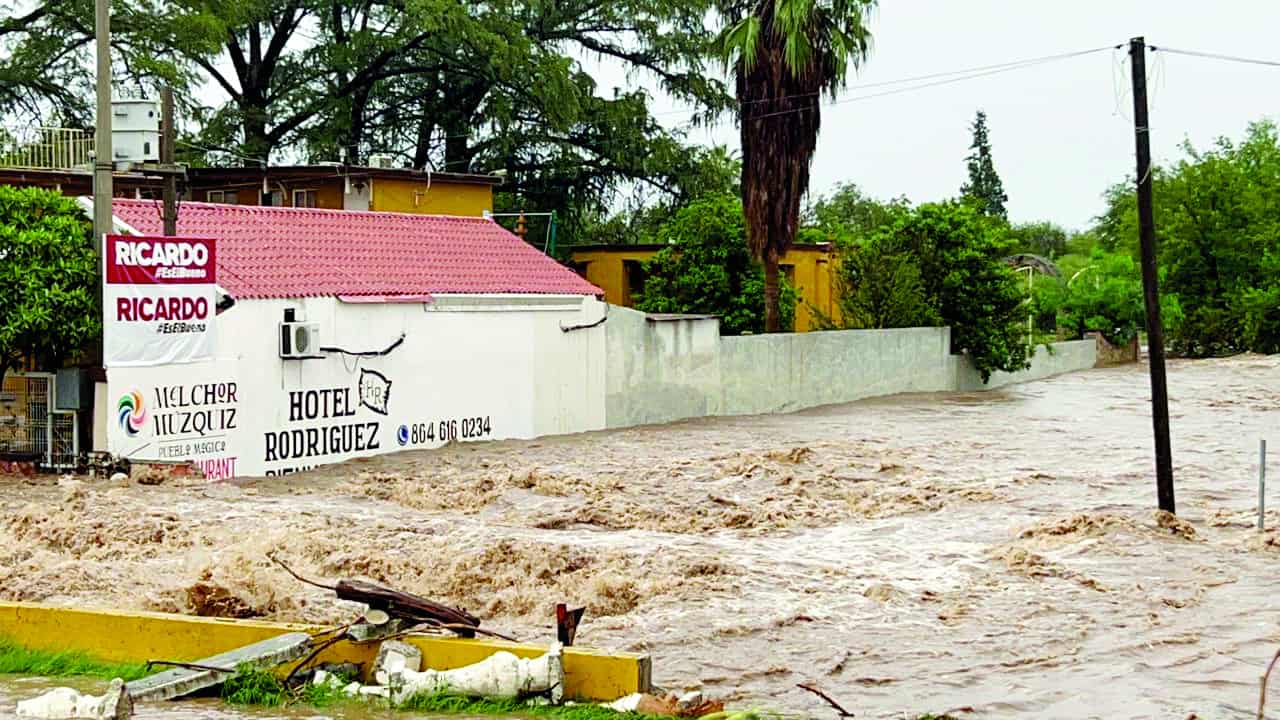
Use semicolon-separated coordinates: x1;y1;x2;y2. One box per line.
2;356;1278;718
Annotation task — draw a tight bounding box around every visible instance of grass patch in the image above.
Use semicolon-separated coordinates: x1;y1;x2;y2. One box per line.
221;664;356;709
0;636;150;681
400;693;767;720
220;665;288;707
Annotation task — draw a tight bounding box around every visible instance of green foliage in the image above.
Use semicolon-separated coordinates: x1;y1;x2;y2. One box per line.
0;186;100;382
575;145;742;247
834;201;1030;381
1047;251;1144;345
805;182;910;244
1009;221;1068;258
635;194;795;335
0;637;150;681
959;110;1008;219
833;235;939;329
221;664;287;707
1094;120;1280;356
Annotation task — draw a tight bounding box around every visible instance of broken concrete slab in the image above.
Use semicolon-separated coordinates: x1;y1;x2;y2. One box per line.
374;640;422;682
124;632;311;703
386;643;564;705
16;679;132;720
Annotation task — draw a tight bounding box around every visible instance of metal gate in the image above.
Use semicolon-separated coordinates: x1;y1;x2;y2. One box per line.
0;372;76;469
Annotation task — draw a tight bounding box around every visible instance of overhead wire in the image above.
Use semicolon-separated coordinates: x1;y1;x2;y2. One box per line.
1151;46;1280;69
717;45;1117;124
653;44;1120;120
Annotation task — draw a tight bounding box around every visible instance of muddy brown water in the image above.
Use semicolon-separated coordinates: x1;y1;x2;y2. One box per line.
2;356;1279;718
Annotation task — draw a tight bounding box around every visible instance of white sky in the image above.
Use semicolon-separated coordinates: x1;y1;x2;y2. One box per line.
589;0;1280;230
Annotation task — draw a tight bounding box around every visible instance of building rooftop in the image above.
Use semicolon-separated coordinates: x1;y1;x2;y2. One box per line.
185;165;503;187
112;200;601;300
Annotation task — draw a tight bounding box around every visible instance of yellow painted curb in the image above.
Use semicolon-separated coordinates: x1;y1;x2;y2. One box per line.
0;602;650;701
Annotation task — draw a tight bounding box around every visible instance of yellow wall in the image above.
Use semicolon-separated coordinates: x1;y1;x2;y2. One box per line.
198;178;493;216
371;178;493;216
571;247;665;307
570;245;842;332
0;601;650;701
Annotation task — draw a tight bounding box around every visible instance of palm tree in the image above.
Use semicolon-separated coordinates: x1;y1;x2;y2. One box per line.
717;0;876;332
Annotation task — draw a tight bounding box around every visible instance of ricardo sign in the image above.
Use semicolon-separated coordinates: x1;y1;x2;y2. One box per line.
104;234;216;366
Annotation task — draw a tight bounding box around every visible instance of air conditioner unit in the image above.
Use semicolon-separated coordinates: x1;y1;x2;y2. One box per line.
368;154;394;169
279;322;321;358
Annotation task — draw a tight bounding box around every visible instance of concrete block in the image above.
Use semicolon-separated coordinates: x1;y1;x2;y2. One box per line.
125;631;311;702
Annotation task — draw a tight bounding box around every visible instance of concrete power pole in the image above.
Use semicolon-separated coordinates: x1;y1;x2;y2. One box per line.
93;0;113;278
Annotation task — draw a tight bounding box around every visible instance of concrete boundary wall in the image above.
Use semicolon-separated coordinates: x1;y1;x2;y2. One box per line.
605;307;1096;428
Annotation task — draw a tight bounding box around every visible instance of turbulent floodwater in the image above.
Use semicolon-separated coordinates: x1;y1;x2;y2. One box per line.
2;356;1279;719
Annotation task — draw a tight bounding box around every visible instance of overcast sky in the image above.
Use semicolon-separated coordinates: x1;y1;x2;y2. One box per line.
591;1;1280;231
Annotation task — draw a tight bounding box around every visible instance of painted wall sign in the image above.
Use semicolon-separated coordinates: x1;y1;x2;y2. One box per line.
105;294;607;480
111;379;241;480
104;234;217;366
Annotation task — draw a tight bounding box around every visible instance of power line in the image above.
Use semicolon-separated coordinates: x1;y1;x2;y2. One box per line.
653;44;1119;120
175;138;267;166
1152;46;1280;69
727;45;1116;123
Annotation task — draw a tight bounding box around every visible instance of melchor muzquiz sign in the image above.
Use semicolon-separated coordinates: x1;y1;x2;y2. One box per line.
104;234;217;366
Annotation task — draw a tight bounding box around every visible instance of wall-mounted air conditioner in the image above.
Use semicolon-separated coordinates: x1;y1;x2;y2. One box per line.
280;322;321;359
368;154;394;169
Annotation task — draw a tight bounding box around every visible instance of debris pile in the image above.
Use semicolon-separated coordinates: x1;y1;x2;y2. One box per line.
10;564;729;720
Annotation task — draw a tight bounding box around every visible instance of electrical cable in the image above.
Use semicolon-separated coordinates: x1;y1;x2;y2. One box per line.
653;44;1120;120
741;46;1115;122
320;333;405;357
560;302;608;332
1152;46;1280;69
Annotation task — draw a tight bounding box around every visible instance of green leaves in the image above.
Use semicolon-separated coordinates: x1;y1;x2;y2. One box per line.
959;110;1008;220
0;186;100;382
635;194;796;335
830;199;1030;382
1095;119;1280;356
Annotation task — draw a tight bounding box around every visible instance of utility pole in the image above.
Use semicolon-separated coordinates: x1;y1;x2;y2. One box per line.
93;0;112;288
1129;36;1176;514
161;86;177;236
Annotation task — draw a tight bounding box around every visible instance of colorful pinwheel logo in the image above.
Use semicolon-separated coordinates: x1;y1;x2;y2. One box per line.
117;391;147;436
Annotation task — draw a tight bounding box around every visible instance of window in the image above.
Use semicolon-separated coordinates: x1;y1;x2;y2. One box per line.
206;190;227;203
293;189;318;208
622;260;649;306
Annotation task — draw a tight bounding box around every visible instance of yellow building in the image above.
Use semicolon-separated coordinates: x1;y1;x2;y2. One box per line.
185;165;500;216
570;243;842;332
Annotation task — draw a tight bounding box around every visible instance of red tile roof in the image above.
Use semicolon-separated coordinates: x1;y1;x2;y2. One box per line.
112;200;601;300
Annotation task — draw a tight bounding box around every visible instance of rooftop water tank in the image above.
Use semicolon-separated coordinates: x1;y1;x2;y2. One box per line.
111;99;159;163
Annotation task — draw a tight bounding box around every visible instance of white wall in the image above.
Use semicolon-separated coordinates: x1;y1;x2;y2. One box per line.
106;295;607;478
104;300;1096;479
604;307;1097;428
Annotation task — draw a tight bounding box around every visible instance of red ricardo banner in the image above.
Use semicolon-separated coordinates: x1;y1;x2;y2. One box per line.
104;234;217;366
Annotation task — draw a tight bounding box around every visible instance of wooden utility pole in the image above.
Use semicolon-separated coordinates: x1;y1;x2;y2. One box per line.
1129;37;1176;514
161;86;177;236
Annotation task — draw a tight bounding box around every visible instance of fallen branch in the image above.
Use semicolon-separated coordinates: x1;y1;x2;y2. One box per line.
267;553;484;638
267;553;338;592
1259;649;1280;720
797;683;855;717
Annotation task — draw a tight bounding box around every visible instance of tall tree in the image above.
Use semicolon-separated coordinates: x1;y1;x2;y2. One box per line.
960;110;1007;219
716;0;876;332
